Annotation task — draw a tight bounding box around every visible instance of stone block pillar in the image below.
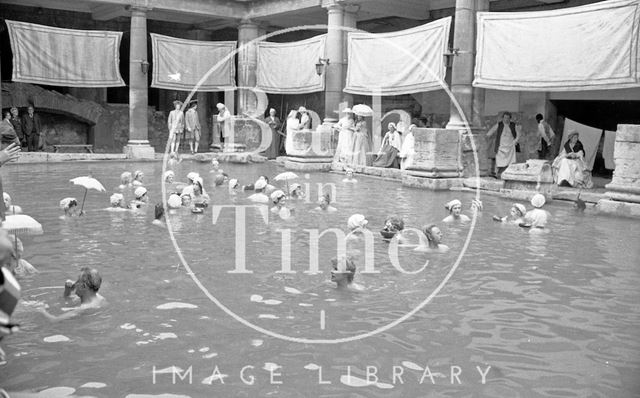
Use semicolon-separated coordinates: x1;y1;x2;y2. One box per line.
597;124;640;218
324;2;344;121
402;128;464;190
341;5;358;108
237;18;260;117
123;5;155;159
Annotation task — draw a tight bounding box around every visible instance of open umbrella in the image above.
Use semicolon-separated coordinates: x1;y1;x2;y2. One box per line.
274;172;299;194
352;104;374;117
70;176;106;215
1;214;43;273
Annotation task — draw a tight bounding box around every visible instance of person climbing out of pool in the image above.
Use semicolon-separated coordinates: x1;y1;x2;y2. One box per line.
3;193;22;215
152;203;165;227
314;193;337;212
132;170;145;186
270;190;293;219
493;203;527;225
380;216;405;242
247;178;269;203
59;197;80;217
118;171;133;191
442;199;470;223
330;256;364;291
342;167;357;183
106;193;127;211
522;193;550;230
130;187;148;209
37;267;106;322
289;183;305;200
415;224;449;253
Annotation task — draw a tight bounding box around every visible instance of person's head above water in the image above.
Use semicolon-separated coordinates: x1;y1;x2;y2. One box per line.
254;178;267;192
318;193;331;210
133;170;144;182
59;197;78;211
214;174;225;187
423;224;443;248
347;214;368;230
134;187;148;201
270;190;286;205
511;203;526;218
531;193;546;209
3;192;12;208
384;216;405;232
186;172;199;184
330;256;356;287
445;199;462;216
164;170;174;183
73;266;102;298
120;171;132;185
180;193;192;206
109;193;124;208
344;167;354;179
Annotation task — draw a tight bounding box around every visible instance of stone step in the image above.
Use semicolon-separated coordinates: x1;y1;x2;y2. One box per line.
463;177;504;191
553;189;606;203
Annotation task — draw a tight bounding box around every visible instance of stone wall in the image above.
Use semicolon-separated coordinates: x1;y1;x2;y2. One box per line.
605;124;640;195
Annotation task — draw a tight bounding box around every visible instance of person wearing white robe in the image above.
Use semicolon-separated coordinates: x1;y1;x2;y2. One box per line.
398;124;416;170
284;110;301;155
333;109;355;163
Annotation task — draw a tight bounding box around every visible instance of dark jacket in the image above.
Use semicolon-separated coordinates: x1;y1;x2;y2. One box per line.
22;113;42;137
9;116;23;140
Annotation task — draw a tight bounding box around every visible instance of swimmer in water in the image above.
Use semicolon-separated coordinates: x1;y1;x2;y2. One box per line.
342;168;357;183
167;152;182;168
228;179;239;195
442;199;470;223
107;193;127;211
380;216;405;241
270;190;293;219
523;193;550;230
289;183;305;200
118;171;132;190
164;170;175;184
192;177;210;207
347;214;368;234
493;203;526;224
415;224;449;253
130;187;148;209
37;267;106;322
247;179;270;203
3;193;22;215
59;197;80;217
9;234;37;276
152;203;165;227
132;170;145;186
330;257;364;291
314;193;337;212
180;193;192;207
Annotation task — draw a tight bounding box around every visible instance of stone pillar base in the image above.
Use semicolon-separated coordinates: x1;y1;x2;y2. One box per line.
501;159;554;201
123;142;155;159
402;175;464;191
596;199;640;218
283;156;333;172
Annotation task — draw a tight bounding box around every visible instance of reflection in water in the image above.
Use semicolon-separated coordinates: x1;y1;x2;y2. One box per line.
0;161;639;397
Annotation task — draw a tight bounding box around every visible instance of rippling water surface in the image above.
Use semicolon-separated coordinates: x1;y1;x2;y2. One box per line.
1;161;639;397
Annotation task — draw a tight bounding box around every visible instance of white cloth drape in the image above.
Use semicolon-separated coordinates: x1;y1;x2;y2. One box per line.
151;33;236;91
6;20;124;87
256;35;326;94
344;17;451;95
562;118;602;170
474;0;640;91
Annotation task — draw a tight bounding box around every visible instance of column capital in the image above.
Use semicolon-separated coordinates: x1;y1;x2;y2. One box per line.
238;17;259;28
127;0;152;13
322;0;344;12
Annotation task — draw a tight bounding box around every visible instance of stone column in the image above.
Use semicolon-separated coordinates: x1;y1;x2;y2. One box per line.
237;18;260;117
123;5;155;159
447;0;489;177
342;5;358;108
193;29;212;152
323;2;344;121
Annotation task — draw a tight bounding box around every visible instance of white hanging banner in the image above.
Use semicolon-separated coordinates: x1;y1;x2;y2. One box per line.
474;0;640;91
6;20;124;87
256;35;326;94
344;17;451;96
151;33;236;91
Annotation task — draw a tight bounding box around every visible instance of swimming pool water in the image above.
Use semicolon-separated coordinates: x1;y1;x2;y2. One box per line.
1;160;639;397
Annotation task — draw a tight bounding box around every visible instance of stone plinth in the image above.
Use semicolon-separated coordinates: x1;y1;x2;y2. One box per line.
123;143;155;159
406;128;463;177
284;158;333;171
501;159;554;201
284;120;335;171
598;124;640;218
463;177;504;192
402;175;463;190
459;127;489;177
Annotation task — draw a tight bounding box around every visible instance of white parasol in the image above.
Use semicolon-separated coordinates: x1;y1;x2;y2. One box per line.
274;172;299;194
352;104;374;117
1;214;43;273
70;176;106;215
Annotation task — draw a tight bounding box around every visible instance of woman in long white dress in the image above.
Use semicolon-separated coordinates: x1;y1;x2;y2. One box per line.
398;124;416;170
350;115;369;167
552;130;593;188
284;110;301;155
333;109;355;163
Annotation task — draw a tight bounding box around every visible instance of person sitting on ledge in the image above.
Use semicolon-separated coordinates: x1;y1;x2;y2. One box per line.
415;224;449;253
552;130;593;188
442;199;470;223
373;122;402;168
37;267;106;322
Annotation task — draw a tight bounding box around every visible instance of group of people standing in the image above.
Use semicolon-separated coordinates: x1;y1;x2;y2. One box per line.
332;108;370;167
0;105;42;152
167;99;202;154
